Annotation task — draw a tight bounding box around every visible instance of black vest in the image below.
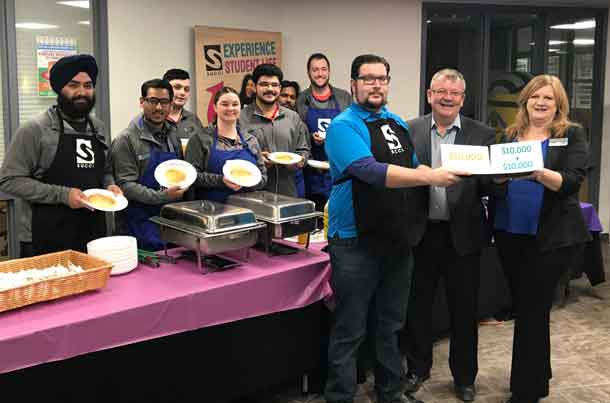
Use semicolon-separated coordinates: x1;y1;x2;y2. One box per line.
337;117;417;256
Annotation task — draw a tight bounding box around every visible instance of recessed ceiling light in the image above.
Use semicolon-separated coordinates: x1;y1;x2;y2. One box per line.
56;1;89;9
16;22;59;29
573;38;595;46
551;20;595;30
77;20;90;25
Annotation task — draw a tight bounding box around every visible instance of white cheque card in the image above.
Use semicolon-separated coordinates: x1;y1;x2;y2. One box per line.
489;141;544;174
440;144;491;175
441;140;544;175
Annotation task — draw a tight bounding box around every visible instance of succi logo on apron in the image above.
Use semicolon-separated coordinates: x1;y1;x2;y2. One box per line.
317;118;332;133
380;124;404;155
76;138;95;168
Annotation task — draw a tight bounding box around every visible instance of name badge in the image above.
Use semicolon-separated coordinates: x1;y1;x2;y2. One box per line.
549;138;568;147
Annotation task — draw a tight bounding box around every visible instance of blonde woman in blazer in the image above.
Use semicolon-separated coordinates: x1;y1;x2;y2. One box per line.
491;75;590;403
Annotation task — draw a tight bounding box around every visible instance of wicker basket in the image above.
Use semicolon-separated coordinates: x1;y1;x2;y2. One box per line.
0;250;112;313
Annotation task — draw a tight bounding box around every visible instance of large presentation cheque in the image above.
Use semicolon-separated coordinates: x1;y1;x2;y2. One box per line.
440;140;544;176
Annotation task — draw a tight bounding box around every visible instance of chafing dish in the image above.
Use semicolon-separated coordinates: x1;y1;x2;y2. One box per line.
226;191;323;254
150;200;266;273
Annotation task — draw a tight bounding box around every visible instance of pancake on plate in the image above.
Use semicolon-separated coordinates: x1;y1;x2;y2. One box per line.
274;153;294;162
87;194;116;209
164;168;186;185
230;166;253;179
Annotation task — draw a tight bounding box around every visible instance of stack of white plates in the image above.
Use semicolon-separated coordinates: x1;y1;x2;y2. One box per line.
87;236;138;276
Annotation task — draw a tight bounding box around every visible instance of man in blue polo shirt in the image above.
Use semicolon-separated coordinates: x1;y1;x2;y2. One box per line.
324;54;465;403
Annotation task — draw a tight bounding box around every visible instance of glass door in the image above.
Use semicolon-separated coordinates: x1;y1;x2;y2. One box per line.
423;8;483;119
546;16;597;201
0;48;7;259
486;13;539;139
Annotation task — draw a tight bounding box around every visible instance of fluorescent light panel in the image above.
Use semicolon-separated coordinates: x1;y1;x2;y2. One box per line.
56;1;89;9
78;20;90;25
573;38;595;46
551;20;595;30
16;22;59;29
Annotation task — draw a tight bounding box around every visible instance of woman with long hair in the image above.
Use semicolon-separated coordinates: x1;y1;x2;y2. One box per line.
492;75;590;403
239;74;255;108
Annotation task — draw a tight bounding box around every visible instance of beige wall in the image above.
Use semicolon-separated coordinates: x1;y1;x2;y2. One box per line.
107;0;422;137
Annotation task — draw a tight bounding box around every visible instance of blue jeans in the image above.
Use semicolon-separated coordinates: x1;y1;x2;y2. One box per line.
325;237;413;403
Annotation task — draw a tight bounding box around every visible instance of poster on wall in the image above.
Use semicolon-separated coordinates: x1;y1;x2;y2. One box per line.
36;36;78;97
194;26;282;125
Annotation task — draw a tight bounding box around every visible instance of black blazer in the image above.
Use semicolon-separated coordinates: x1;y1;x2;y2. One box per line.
494;125;591;251
407;114;501;256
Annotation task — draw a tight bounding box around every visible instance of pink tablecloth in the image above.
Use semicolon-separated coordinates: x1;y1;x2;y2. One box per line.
0;244;331;374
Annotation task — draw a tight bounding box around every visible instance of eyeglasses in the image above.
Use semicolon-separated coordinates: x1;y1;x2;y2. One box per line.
257;81;281;88
356;75;390;85
144;97;171;107
429;89;464;97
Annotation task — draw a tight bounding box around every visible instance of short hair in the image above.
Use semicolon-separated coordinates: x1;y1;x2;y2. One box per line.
213;86;240;105
252;63;283;84
162;68;190;82
141;78;174;100
307;53;330;71
430;68;466;92
281;80;300;95
350;54;390;80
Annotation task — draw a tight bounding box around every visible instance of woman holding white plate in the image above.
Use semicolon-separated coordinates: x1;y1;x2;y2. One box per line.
185;87;267;203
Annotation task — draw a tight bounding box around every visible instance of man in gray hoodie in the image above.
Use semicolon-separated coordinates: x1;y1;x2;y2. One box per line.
0;54;121;257
239;63;309;197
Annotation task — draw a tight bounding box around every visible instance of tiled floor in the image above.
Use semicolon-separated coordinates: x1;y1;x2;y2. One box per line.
247;244;610;403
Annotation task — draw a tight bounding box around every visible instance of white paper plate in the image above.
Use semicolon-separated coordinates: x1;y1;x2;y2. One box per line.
307;160;330;170
222;159;262;187
87;236;138;276
110;258;139;276
82;189;128;212
268;152;303;165
154;159;197;189
87;235;137;252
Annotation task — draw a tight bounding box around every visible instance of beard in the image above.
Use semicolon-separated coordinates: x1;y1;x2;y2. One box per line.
360;95;387;111
310;76;329;89
58;93;96;119
257;92;278;106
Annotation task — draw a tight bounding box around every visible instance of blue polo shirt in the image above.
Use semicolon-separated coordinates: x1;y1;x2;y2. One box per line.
325;102;416;239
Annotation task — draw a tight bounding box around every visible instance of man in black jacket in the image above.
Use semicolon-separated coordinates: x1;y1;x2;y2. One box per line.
403;69;502;402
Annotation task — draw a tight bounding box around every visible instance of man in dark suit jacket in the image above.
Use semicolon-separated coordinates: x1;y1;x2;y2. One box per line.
403;69;500;402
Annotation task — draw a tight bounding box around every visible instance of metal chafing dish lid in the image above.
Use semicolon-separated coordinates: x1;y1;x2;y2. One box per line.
159;200;258;234
226;191;317;222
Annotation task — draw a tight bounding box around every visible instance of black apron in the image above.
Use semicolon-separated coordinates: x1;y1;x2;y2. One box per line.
31;109;107;255
337;118;417;256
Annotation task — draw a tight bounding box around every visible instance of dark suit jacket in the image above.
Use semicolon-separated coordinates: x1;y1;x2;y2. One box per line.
495;125;591;251
407;114;500;256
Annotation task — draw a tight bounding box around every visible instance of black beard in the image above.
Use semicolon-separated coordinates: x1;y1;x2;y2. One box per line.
257;96;277;106
361;98;387;111
57;93;96;119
